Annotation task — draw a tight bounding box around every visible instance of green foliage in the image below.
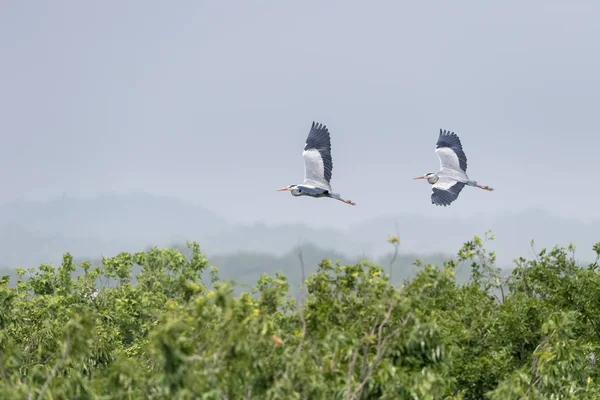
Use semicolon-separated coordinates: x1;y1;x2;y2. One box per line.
1;236;600;399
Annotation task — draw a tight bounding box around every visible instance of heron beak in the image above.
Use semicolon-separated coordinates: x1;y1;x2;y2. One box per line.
276;187;289;191
413;175;426;180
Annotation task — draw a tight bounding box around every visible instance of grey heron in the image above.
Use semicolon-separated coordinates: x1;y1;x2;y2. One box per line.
277;121;356;206
414;129;494;206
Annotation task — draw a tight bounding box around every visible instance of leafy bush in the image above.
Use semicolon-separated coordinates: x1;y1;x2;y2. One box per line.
0;237;600;399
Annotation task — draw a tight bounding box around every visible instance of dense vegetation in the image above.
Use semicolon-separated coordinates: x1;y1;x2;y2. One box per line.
0;233;599;399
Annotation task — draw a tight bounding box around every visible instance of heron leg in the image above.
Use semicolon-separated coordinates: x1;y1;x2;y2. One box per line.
476;184;494;191
329;193;356;206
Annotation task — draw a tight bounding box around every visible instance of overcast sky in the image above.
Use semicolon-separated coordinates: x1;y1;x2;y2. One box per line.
1;1;599;228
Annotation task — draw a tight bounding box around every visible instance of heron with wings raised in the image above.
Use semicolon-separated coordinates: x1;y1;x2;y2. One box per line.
277;121;356;206
414;129;494;206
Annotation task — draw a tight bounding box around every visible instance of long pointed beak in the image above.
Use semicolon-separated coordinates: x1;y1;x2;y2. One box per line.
276;187;289;191
413;175;426;180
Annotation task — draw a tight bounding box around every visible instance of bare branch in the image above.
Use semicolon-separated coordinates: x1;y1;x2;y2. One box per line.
387;223;401;283
298;240;306;290
499;278;506;303
359;342;371;383
344;326;375;400
245;384;253;400
529;240;539;262
350;302;403;399
295;246;309;357
345;344;363;400
295;304;308;357
388;244;398;283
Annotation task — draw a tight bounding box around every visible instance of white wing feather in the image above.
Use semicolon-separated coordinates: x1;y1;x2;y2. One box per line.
303;149;331;190
435;147;461;172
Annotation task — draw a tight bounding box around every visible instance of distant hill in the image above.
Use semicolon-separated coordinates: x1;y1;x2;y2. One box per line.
0;193;231;265
349;209;600;264
0;193;372;267
199;243;458;294
0;193;597;271
199;222;369;257
0;192;229;241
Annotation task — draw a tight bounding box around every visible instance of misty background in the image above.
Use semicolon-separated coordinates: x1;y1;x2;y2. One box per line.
1;1;599;287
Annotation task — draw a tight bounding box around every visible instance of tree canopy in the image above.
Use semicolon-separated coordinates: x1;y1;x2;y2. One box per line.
1;234;600;399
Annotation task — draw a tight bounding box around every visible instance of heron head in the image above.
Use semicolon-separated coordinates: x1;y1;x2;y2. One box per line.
413;173;438;184
276;184;300;193
276;184;296;191
276;185;304;196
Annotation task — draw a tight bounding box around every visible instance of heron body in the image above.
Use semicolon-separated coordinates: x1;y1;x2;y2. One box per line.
277;121;356;206
414;129;494;206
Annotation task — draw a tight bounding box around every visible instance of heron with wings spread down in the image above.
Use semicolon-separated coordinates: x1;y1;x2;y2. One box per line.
277;121;356;206
414;129;494;206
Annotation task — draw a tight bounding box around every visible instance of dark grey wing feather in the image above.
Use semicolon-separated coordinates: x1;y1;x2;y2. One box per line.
303;121;333;186
436;129;468;172
431;181;466;206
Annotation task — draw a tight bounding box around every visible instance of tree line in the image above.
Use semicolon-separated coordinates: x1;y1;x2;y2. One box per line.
0;234;599;399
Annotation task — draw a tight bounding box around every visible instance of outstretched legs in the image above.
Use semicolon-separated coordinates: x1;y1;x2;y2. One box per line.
476;184;494;191
329;193;357;206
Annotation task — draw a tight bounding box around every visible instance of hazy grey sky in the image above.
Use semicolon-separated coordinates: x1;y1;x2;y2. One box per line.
1;1;599;227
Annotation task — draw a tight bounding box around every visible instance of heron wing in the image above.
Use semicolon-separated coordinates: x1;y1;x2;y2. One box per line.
302;121;333;190
435;129;468;173
431;177;465;206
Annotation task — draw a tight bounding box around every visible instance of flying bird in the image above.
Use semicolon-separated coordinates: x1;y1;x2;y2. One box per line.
414;129;494;206
277;121;356;206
